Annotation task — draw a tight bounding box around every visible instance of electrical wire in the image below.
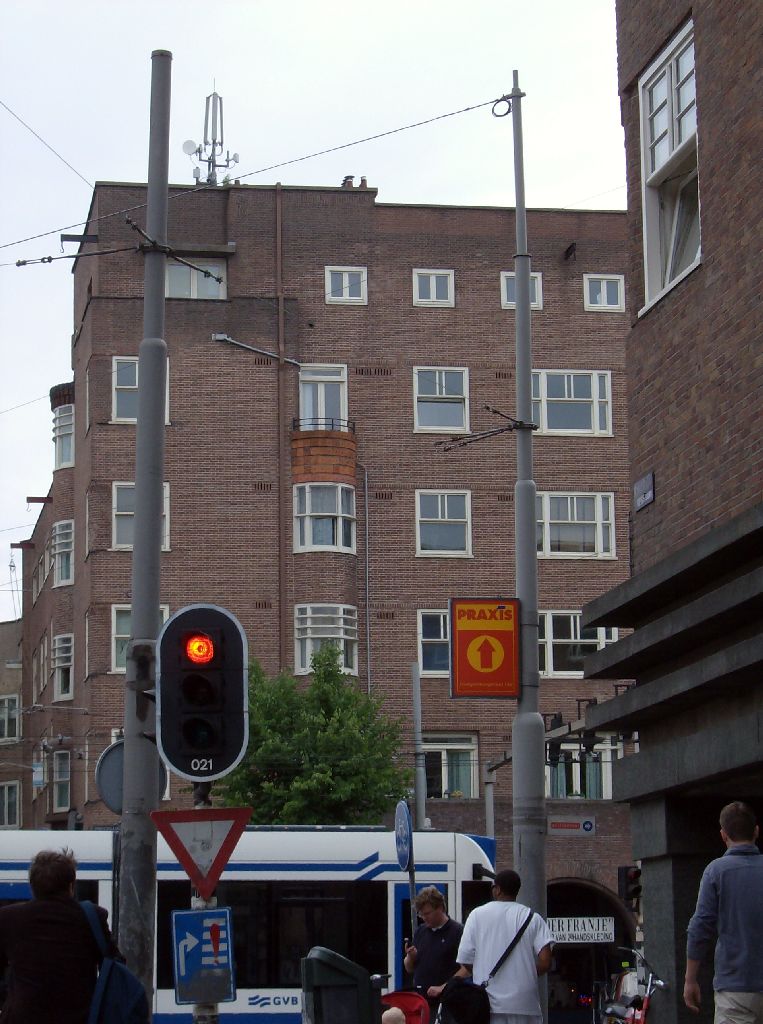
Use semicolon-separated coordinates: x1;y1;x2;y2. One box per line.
0;98;94;189
0;95;503;253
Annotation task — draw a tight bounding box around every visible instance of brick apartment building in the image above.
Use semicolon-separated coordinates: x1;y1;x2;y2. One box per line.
581;2;763;1021
9;178;639;984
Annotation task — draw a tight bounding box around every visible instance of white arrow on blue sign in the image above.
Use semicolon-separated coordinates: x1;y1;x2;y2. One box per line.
171;907;236;1005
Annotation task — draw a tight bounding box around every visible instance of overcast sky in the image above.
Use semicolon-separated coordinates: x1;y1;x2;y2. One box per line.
0;0;625;621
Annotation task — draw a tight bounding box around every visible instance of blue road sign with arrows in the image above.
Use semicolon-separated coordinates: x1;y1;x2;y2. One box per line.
171;908;235;1005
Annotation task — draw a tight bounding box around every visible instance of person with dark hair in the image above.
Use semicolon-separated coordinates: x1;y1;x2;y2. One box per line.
404;884;463;1012
0;848;122;1024
451;869;553;1024
685;801;763;1023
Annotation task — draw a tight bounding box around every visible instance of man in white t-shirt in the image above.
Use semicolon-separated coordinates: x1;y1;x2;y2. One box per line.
452;869;553;1024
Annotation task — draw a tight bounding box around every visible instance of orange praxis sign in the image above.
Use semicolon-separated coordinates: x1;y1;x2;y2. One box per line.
449;598;521;698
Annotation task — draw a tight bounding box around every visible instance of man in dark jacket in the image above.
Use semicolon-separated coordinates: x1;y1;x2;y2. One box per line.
404;885;463;1014
0;848;122;1024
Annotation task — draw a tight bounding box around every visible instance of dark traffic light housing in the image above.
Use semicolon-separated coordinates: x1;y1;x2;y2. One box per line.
617;864;642;906
157;604;248;782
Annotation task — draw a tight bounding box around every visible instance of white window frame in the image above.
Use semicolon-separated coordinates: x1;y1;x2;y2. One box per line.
0;695;19;743
51;520;74;587
293;483;356;553
112;356;170;423
112;604;169;673
298;364;349;431
0;781;20;828
536;492;615;559
112;482;170;550
501;271;543;310
532;370;612;436
546;734;622;800
52;750;70;813
52;634;74;701
53;404;75;469
639;20;700;308
324;266;368;305
422;734;479;799
583;275;625;312
417;610;450;676
538;611;617;678
294;604;358;676
166;257;227;299
416;490;472;557
413;367;469;434
412;269;455;308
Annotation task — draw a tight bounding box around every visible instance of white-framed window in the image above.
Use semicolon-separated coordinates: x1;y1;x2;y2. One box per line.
532;370;612;435
294;604;358;675
536;492;614;558
52;750;70;813
418;610;450;675
547;735;622;800
298;364;349;431
40;631;49;694
416;490;471;556
112;482;170;550
583;275;624;311
422;735;478;799
324;266;368;305
112;604;169;672
166;257;226;299
538;611;617;678
501;271;543;310
639;20;700;306
413;368;469;433
294;483;356;553
413;269;455;308
52;634;74;701
0;696;19;743
0;781;20;828
51;520;74;586
112;357;170;423
53;404;74;469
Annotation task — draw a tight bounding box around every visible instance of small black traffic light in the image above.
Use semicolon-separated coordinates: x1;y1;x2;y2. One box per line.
618;864;642;905
157;604;248;782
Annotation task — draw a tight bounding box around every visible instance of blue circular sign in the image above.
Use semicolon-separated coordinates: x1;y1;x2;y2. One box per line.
395;800;414;871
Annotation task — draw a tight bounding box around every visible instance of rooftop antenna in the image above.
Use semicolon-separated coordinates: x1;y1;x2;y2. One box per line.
183;87;240;185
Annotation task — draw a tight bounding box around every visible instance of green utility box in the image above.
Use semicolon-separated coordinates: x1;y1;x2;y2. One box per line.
301;946;385;1024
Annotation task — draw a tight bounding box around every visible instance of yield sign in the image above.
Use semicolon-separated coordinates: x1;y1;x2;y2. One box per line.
151;807;252;900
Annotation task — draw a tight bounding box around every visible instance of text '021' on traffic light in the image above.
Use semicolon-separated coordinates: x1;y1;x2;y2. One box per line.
618;864;642;903
157;604;248;782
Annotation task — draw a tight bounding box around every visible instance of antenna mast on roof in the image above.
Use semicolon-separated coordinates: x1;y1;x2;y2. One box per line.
182;89;239;185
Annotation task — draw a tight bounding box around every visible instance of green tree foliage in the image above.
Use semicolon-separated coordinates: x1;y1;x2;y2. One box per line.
219;644;411;824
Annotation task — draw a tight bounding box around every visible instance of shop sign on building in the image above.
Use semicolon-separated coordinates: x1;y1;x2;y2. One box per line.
548;917;615;943
450;598;520;698
547;815;596;836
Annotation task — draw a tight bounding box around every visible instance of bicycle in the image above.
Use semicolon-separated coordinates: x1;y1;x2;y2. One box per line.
604;947;668;1024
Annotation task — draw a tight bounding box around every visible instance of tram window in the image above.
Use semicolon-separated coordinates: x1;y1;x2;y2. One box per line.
461;881;492;921
157;880;387;989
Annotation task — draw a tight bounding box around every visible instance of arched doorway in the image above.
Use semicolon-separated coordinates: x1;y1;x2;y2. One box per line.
547;878;636;1024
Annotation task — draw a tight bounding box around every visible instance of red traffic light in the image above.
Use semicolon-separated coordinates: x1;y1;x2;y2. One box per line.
185;633;215;664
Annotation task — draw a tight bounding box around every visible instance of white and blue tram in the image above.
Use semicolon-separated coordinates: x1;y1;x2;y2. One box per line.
0;826;495;1022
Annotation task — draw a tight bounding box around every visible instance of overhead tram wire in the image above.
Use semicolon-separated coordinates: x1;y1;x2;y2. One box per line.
0;95;503;255
0;98;94;190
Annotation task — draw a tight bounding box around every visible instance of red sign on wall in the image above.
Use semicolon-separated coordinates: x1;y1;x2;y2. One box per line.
450;598;521;698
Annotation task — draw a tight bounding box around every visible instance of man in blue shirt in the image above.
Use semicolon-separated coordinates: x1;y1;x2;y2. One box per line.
685;801;763;1024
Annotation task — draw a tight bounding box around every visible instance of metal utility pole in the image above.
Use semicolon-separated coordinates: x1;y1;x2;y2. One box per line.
410;663;427;829
118;49;172;1002
507;71;547;915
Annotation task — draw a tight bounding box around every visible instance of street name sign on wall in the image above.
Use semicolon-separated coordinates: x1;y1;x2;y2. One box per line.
450;598;520;697
548;916;614;943
547;815;596;837
152;808;252;900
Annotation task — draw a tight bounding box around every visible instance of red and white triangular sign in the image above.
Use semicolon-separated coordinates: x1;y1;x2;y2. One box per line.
151;807;252;900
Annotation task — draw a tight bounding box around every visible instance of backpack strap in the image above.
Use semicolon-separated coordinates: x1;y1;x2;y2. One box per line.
81;899;108;959
484;909;534;983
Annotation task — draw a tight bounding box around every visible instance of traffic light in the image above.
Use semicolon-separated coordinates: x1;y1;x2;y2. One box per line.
157;604;248;782
617;864;642;905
